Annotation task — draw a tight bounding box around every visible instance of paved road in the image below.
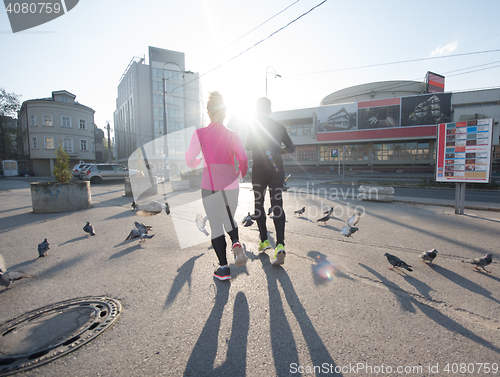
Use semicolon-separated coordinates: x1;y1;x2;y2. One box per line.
0;178;499;376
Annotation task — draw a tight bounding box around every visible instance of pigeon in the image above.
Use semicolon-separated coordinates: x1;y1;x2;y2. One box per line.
243;217;254;227
134;221;152;234
37;238;50;257
242;212;253;224
347;212;361;227
125;229;154;243
196;214;209;236
341;225;358;238
462;253;493;273
136;200;170;216
131;201;138;211
421;249;438;266
316;214;330;225
0;254;34;289
324;207;334;216
83;222;95;236
385;253;413;272
294;207;306;216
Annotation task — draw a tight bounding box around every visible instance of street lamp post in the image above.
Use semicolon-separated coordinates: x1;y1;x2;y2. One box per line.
265;66;281;97
162;62;193;181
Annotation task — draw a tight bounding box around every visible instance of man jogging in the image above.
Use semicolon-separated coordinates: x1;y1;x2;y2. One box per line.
246;97;295;265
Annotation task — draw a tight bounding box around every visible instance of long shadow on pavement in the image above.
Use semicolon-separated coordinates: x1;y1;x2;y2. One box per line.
164;253;204;308
183;282;249;376
360;263;500;353
258;252;340;376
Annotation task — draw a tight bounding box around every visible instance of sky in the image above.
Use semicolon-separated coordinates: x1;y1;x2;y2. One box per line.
1;0;500;132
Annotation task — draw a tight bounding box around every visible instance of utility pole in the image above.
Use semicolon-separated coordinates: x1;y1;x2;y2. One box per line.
105;121;112;163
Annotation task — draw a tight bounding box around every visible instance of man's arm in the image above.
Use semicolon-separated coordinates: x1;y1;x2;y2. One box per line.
280;127;295;154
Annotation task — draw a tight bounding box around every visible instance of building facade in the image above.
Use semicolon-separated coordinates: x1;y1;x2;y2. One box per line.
18;90;96;176
269;80;500;174
114;46;201;175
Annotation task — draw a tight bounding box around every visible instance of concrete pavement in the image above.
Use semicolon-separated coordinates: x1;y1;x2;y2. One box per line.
0;177;499;376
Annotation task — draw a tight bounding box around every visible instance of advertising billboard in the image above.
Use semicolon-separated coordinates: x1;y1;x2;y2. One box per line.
401;93;451;127
358;98;401;130
317;103;357;132
436;119;493;183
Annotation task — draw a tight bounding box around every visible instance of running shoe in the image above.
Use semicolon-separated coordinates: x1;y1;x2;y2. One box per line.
232;241;247;267
258;239;272;252
271;244;285;266
214;266;231;280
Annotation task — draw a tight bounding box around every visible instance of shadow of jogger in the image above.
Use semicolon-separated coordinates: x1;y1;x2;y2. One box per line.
183;283;250;376
259;253;341;376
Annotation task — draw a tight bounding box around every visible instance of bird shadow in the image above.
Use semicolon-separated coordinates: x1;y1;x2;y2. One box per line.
8;258;39;271
36;254;88;279
109;244;142;259
317;223;339;231
431;264;500;305
473;271;500;283
462;214;500;224
59;236;88;246
295;216;314;223
164;253;204;309
401;273;434;300
360;263;500;353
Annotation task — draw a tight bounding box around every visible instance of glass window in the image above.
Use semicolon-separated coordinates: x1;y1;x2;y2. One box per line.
62;138;73;153
80;140;88;151
112;165;126;171
43;115;53;126
61;116;71;128
79;119;86;130
406;142;417;149
30;115;37;127
32;137;38;149
418;142;429;149
44;137;54;149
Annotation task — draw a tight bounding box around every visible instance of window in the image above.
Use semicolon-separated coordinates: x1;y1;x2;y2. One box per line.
112;165;126;171
43;115;53;126
79;119;86;130
44;137;54;149
32;136;38;149
62;137;73;153
92;141;95;152
80;139;88;151
30;115;37;127
61;116;71;128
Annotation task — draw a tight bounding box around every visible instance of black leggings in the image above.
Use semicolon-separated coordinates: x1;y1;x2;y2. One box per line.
202;188;239;266
252;167;285;246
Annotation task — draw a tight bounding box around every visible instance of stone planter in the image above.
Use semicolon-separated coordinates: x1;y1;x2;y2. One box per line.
172;180;189;191
181;173;202;188
30;181;92;213
358;185;394;202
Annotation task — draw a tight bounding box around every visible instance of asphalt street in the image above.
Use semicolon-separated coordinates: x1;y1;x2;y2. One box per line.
0;177;499;376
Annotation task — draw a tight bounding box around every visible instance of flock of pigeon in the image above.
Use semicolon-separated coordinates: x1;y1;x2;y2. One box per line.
0;199;171;290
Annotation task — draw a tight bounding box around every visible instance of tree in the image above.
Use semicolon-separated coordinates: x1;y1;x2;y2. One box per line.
53;144;73;183
0;88;21;160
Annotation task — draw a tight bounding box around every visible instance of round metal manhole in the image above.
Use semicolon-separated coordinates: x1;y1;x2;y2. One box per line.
0;296;121;376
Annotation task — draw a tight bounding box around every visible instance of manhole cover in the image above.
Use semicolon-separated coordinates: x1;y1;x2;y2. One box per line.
0;296;121;376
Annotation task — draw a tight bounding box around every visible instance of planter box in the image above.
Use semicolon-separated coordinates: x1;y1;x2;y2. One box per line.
358;185;394;202
181;174;202;188
31;181;92;213
172;180;189;191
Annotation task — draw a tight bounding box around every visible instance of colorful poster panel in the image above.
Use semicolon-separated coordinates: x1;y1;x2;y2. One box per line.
357;98;401;130
436;119;493;183
401;93;451;127
317;103;357;132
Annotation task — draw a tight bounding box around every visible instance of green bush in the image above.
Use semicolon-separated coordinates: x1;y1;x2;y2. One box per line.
53;144;73;183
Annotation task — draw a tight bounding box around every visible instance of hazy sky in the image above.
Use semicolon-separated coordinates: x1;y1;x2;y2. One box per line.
2;0;500;131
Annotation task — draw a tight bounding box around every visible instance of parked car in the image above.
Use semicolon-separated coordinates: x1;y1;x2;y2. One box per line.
81;164;131;184
18;168;35;177
72;163;92;178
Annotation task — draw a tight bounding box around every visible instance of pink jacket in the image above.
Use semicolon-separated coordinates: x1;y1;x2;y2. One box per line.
185;122;248;191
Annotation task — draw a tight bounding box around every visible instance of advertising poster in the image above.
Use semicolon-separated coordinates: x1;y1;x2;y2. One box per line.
317;103;357;132
436;119;493;183
358;98;401;129
401;93;451;126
